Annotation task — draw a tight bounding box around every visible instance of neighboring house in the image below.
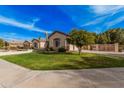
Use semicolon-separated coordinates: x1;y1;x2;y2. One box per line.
32;39;46;49
23;41;31;49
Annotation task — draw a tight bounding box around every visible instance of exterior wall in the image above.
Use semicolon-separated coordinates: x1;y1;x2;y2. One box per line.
39;41;45;48
32;39;46;49
48;32;69;50
69;44;78;51
32;40;40;49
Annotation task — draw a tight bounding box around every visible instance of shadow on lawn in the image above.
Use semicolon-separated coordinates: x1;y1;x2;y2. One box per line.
68;55;124;69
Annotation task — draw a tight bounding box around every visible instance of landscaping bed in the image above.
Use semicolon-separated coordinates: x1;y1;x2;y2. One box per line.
0;52;124;70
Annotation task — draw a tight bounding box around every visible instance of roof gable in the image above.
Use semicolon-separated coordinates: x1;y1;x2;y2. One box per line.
32;39;46;42
48;31;68;38
32;39;39;42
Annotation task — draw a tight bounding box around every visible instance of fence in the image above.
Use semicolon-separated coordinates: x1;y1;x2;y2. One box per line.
90;43;119;52
69;43;119;52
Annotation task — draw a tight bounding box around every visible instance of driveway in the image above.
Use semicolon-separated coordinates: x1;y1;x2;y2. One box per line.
0;59;124;88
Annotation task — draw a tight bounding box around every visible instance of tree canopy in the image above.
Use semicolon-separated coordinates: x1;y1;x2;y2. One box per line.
98;28;124;44
0;38;4;48
67;29;95;54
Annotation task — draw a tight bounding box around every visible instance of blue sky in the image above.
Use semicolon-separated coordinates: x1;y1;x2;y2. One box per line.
0;5;124;41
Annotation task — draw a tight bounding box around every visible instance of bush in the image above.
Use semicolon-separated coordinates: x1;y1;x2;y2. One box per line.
49;47;54;51
45;48;50;51
58;47;66;52
33;48;45;54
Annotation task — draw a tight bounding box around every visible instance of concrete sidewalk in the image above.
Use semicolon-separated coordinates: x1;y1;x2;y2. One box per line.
0;50;32;56
0;59;124;88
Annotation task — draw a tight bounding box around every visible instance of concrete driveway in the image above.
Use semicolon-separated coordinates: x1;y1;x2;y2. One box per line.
0;59;124;88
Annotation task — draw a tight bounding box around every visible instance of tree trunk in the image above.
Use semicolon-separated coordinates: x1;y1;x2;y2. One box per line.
73;45;74;51
78;47;82;55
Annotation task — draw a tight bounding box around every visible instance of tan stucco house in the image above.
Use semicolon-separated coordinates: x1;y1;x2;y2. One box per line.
48;31;78;51
48;31;69;50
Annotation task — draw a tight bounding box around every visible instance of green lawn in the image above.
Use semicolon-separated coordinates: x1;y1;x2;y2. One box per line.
1;52;124;70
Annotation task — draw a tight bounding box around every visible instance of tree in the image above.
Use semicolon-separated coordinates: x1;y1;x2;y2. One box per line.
4;41;9;50
115;28;124;44
0;38;4;48
67;29;95;54
103;28;124;44
38;36;42;48
96;34;108;44
38;36;42;41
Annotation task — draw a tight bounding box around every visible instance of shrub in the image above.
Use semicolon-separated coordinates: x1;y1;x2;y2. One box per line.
49;47;54;51
33;48;45;54
45;48;50;51
58;47;66;52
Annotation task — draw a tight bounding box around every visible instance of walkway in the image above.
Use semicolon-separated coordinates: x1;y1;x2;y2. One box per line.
0;59;124;88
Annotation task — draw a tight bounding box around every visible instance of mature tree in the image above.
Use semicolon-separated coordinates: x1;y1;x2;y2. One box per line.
0;38;4;48
38;36;42;48
67;29;95;54
66;29;77;51
115;28;124;44
4;41;9;50
103;28;124;44
96;33;108;44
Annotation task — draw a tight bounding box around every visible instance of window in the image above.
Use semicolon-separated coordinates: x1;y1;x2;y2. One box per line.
34;42;38;48
54;38;60;47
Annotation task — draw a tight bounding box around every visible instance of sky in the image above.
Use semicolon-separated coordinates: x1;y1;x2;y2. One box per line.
0;5;124;41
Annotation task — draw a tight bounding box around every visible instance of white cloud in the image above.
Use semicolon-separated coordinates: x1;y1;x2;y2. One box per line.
105;16;124;27
0;15;51;33
81;15;108;27
81;5;124;27
90;5;124;15
0;32;31;41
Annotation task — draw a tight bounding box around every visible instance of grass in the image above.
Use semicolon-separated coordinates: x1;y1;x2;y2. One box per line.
0;52;124;70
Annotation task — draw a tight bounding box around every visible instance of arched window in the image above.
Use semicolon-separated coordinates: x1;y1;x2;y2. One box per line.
54;38;60;47
34;42;38;48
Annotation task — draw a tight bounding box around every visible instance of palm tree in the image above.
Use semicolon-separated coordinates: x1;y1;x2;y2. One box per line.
45;32;49;50
38;36;42;48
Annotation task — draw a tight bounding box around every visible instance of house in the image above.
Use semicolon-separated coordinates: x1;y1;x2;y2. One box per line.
23;41;31;49
48;31;78;51
32;39;46;49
